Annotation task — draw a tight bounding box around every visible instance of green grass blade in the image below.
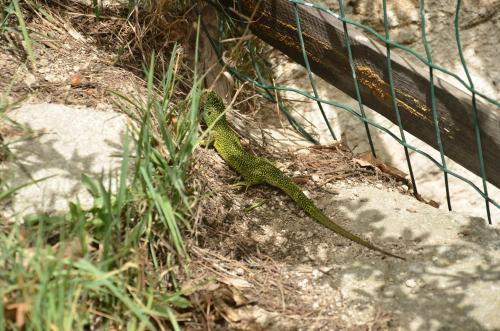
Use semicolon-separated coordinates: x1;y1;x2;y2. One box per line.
12;0;35;66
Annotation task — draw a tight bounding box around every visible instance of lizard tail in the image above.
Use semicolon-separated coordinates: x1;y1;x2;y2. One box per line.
263;164;405;260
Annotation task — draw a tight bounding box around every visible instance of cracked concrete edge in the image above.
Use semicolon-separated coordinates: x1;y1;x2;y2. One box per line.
1;103;134;219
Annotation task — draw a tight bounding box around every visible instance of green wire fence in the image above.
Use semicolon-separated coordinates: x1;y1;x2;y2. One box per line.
198;0;499;224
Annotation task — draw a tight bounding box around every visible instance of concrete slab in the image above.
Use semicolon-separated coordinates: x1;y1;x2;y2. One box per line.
1;103;132;219
320;185;500;330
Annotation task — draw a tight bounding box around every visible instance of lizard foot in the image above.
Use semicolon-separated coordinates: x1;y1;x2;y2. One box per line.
233;180;256;192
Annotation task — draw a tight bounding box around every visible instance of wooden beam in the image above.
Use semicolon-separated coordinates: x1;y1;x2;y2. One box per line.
218;0;500;189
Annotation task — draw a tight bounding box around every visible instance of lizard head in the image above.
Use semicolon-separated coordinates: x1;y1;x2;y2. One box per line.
201;90;226;127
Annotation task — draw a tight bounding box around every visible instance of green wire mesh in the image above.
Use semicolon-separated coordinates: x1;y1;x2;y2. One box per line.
454;0;492;222
199;0;499;224
418;0;452;212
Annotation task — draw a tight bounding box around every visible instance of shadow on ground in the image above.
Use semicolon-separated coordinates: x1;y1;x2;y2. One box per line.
194;147;500;330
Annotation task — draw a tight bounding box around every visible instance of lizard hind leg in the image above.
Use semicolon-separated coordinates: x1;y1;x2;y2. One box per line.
235;169;266;192
234;177;261;192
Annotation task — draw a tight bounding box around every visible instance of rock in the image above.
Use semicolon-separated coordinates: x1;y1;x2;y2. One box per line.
1;103;133;219
332;185;500;331
405;279;417;288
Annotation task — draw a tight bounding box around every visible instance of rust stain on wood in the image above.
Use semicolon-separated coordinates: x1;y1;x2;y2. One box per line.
356;64;454;137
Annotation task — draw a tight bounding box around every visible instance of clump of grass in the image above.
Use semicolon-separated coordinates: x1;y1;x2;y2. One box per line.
1;0;35;66
0;35;202;329
94;0;195;78
0;0;206;328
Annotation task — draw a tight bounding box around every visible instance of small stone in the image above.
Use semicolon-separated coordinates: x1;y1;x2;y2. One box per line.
319;266;333;273
38;57;49;66
317;243;329;262
325;183;335;191
24;73;37;87
69;72;83;87
376;183;383;189
298;278;308;289
405;279;417;288
384;289;396;298
401;184;409;191
234;268;244;276
311;174;320;182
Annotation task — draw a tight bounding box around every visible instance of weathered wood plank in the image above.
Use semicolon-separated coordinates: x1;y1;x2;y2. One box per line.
219;0;500;189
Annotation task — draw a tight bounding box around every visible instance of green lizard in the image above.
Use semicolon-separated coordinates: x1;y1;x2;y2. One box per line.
201;90;404;260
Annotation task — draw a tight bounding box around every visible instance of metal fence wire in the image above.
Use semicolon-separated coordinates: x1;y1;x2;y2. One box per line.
199;0;499;224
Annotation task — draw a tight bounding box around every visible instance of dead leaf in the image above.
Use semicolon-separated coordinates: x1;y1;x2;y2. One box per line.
231;289;249;307
219;276;252;289
181;278;218;295
292;176;310;185
215;297;242;322
55;237;89;259
378;163;407;180
353;157;373;168
358;152;407;180
5;302;30;328
68;72;82;87
428;200;440;208
213;285;252;323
